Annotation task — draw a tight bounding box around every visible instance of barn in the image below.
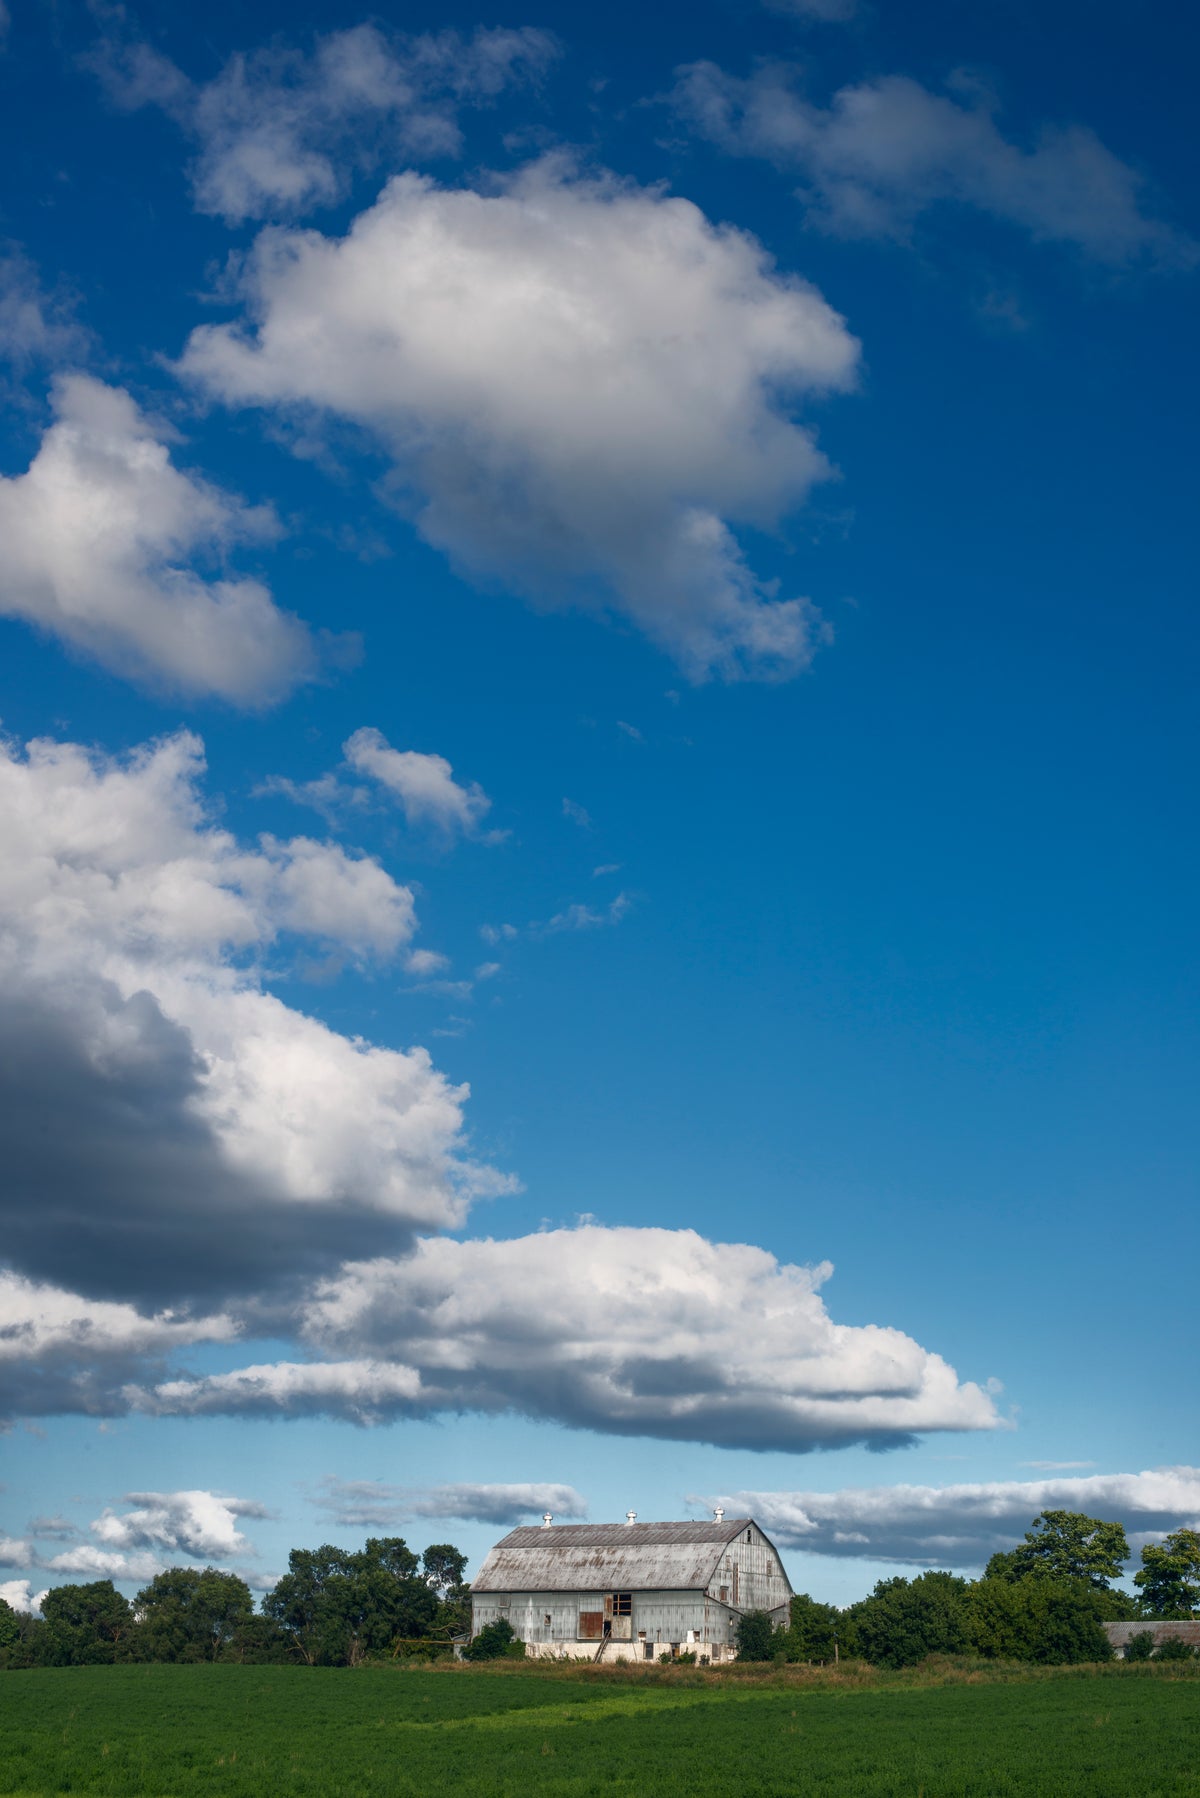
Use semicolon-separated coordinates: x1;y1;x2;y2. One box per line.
470;1511;793;1661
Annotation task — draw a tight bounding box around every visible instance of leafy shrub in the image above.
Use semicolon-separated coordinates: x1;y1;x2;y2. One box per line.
1155;1634;1197;1662
1123;1631;1156;1661
463;1618;518;1661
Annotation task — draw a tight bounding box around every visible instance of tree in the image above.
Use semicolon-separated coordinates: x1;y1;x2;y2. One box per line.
1134;1529;1200;1619
263;1538;438;1666
134;1568;255;1663
463;1617;518;1661
987;1511;1129;1591
423;1544;468;1598
423;1543;471;1640
39;1582;133;1665
735;1609;781;1661
846;1572;969;1669
782;1593;841;1664
0;1598;19;1654
965;1576;1112;1664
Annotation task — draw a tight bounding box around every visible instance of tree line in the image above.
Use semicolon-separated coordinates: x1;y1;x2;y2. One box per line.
2;1510;1197;1672
736;1511;1200;1668
0;1538;472;1669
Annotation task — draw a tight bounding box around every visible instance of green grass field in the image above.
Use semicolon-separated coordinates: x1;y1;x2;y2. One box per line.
1;1661;1198;1797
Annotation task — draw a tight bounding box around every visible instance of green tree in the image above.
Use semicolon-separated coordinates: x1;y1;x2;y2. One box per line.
134;1568;255;1663
0;1597;21;1654
965;1576;1113;1664
39;1582;133;1665
846;1572;969;1669
735;1609;781;1661
986;1511;1129;1590
423;1543;471;1639
463;1617;518;1661
781;1594;841;1664
1134;1529;1200;1619
263;1538;438;1665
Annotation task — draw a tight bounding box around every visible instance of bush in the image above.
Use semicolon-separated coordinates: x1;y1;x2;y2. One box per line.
463;1619;518;1662
736;1610;781;1662
1123;1631;1156;1661
1155;1634;1197;1662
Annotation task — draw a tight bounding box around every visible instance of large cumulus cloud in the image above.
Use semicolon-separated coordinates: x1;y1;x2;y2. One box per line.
0;728;503;1328
128;1226;1001;1451
180;161;859;682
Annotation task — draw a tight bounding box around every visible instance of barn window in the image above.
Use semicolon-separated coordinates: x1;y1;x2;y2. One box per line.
544;1613;552;1628
746;1530;752;1543
612;1592;632;1615
719;1586;729;1603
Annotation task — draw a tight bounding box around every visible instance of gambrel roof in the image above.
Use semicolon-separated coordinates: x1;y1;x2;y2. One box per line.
472;1518;763;1593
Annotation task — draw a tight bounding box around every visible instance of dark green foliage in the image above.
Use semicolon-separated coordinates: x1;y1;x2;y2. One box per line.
0;1597;20;1652
3;1664;1200;1797
782;1592;841;1663
1123;1630;1156;1661
846;1572;969;1669
463;1617;518;1661
134;1567;255;1663
1155;1633;1198;1661
965;1576;1112;1664
1134;1528;1200;1618
734;1608;781;1661
263;1538;437;1666
38;1581;134;1665
986;1511;1129;1590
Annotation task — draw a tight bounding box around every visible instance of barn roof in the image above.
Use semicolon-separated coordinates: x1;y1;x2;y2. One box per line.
472;1518;759;1593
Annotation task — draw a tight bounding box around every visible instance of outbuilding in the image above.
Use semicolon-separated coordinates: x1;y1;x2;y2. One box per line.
470;1511;792;1661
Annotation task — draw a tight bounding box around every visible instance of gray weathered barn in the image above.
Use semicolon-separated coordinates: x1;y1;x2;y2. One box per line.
471;1513;792;1661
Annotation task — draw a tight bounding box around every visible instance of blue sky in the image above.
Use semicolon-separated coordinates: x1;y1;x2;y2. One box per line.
0;0;1197;1609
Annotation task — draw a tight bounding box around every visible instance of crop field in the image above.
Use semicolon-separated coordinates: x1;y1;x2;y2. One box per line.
0;1662;1198;1797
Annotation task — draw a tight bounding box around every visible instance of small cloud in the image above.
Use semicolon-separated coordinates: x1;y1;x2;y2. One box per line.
474;962;501;981
592;863;622;877
616;720;644;743
480;922;518;945
562;797;592;828
404;948;450;977
539;892;631;935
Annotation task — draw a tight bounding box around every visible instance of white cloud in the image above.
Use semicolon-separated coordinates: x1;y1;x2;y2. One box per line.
91;1490;269;1560
344;727;491;834
0;1581;42;1615
179;160;859;682
131;1226;1001;1451
90;23;557;224
0;1270;236;1417
405;948;450;977
718;1467;1200;1566
0;249;89;368
0;1488;272;1592
263;727;493;840
0;375;323;702
540;893;631;934
673;64;1195;266
0;729;508;1336
314;1478;587;1528
562;798;592;828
